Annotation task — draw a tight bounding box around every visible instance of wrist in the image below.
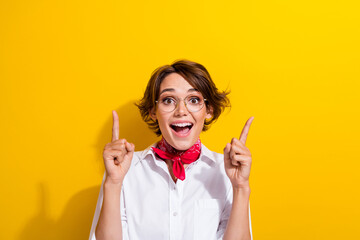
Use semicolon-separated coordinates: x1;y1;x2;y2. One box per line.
232;181;251;192
104;177;123;188
233;186;251;201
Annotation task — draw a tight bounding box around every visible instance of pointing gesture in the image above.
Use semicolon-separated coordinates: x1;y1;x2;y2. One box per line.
112;110;119;142
239;117;254;145
102;110;135;184
224;117;254;189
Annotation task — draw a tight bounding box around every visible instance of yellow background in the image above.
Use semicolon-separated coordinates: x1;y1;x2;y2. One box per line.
1;0;359;239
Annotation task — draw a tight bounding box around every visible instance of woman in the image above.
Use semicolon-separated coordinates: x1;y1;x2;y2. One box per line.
89;60;254;240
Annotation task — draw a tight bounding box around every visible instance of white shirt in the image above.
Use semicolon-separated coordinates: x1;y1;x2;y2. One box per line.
89;143;252;240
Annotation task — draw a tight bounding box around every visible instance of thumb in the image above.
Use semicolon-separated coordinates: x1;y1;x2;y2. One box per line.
223;143;231;166
125;141;135;152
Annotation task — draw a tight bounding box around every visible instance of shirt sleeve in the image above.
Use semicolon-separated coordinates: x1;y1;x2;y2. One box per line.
216;184;253;240
88;172;129;240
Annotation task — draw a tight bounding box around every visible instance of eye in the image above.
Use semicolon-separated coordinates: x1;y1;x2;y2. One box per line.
188;97;201;104
161;97;176;105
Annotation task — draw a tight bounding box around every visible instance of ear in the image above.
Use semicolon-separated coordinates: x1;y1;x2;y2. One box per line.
150;107;157;120
206;105;213;120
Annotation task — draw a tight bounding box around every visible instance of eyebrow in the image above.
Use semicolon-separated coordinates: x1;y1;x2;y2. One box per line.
159;88;199;95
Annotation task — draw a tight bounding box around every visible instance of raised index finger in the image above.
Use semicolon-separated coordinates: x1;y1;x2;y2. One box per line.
112;110;119;142
239;116;254;144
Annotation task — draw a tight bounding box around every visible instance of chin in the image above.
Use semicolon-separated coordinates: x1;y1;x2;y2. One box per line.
171;140;193;151
168;132;199;151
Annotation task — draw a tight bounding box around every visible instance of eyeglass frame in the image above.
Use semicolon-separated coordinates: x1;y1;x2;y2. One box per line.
155;95;208;113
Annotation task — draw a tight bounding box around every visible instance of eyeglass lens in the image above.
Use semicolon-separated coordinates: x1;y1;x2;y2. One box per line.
158;96;205;112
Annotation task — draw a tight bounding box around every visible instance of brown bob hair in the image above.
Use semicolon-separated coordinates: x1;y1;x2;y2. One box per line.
136;59;230;136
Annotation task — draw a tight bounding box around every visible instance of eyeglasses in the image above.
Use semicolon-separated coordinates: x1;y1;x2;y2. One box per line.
155;95;207;113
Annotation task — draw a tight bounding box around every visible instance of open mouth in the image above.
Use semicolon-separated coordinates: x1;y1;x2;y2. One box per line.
170;122;193;135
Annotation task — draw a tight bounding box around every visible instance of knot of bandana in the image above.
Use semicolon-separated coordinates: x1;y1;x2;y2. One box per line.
151;138;201;181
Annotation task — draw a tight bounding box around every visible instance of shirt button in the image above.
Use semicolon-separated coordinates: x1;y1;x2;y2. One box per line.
173;212;178;216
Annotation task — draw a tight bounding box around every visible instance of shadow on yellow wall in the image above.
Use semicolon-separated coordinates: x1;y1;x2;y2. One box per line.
18;183;99;240
18;101;159;239
96;101;159;156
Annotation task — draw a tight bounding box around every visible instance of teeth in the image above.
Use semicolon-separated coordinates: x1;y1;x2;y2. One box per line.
171;122;192;127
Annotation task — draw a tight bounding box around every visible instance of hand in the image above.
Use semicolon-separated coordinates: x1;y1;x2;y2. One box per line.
223;117;254;189
102;110;135;184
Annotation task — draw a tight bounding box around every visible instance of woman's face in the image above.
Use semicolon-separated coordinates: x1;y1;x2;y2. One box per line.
151;73;212;151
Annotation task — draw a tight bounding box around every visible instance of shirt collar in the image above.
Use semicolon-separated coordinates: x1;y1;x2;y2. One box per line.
135;142;217;166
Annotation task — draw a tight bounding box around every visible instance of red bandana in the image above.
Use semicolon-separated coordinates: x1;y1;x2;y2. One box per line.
151;138;201;181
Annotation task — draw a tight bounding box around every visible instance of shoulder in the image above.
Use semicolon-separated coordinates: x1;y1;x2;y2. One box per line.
130;143;157;166
198;144;229;183
200;144;224;165
197;144;232;195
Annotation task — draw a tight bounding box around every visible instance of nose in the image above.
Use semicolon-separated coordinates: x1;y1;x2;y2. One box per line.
174;99;188;116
